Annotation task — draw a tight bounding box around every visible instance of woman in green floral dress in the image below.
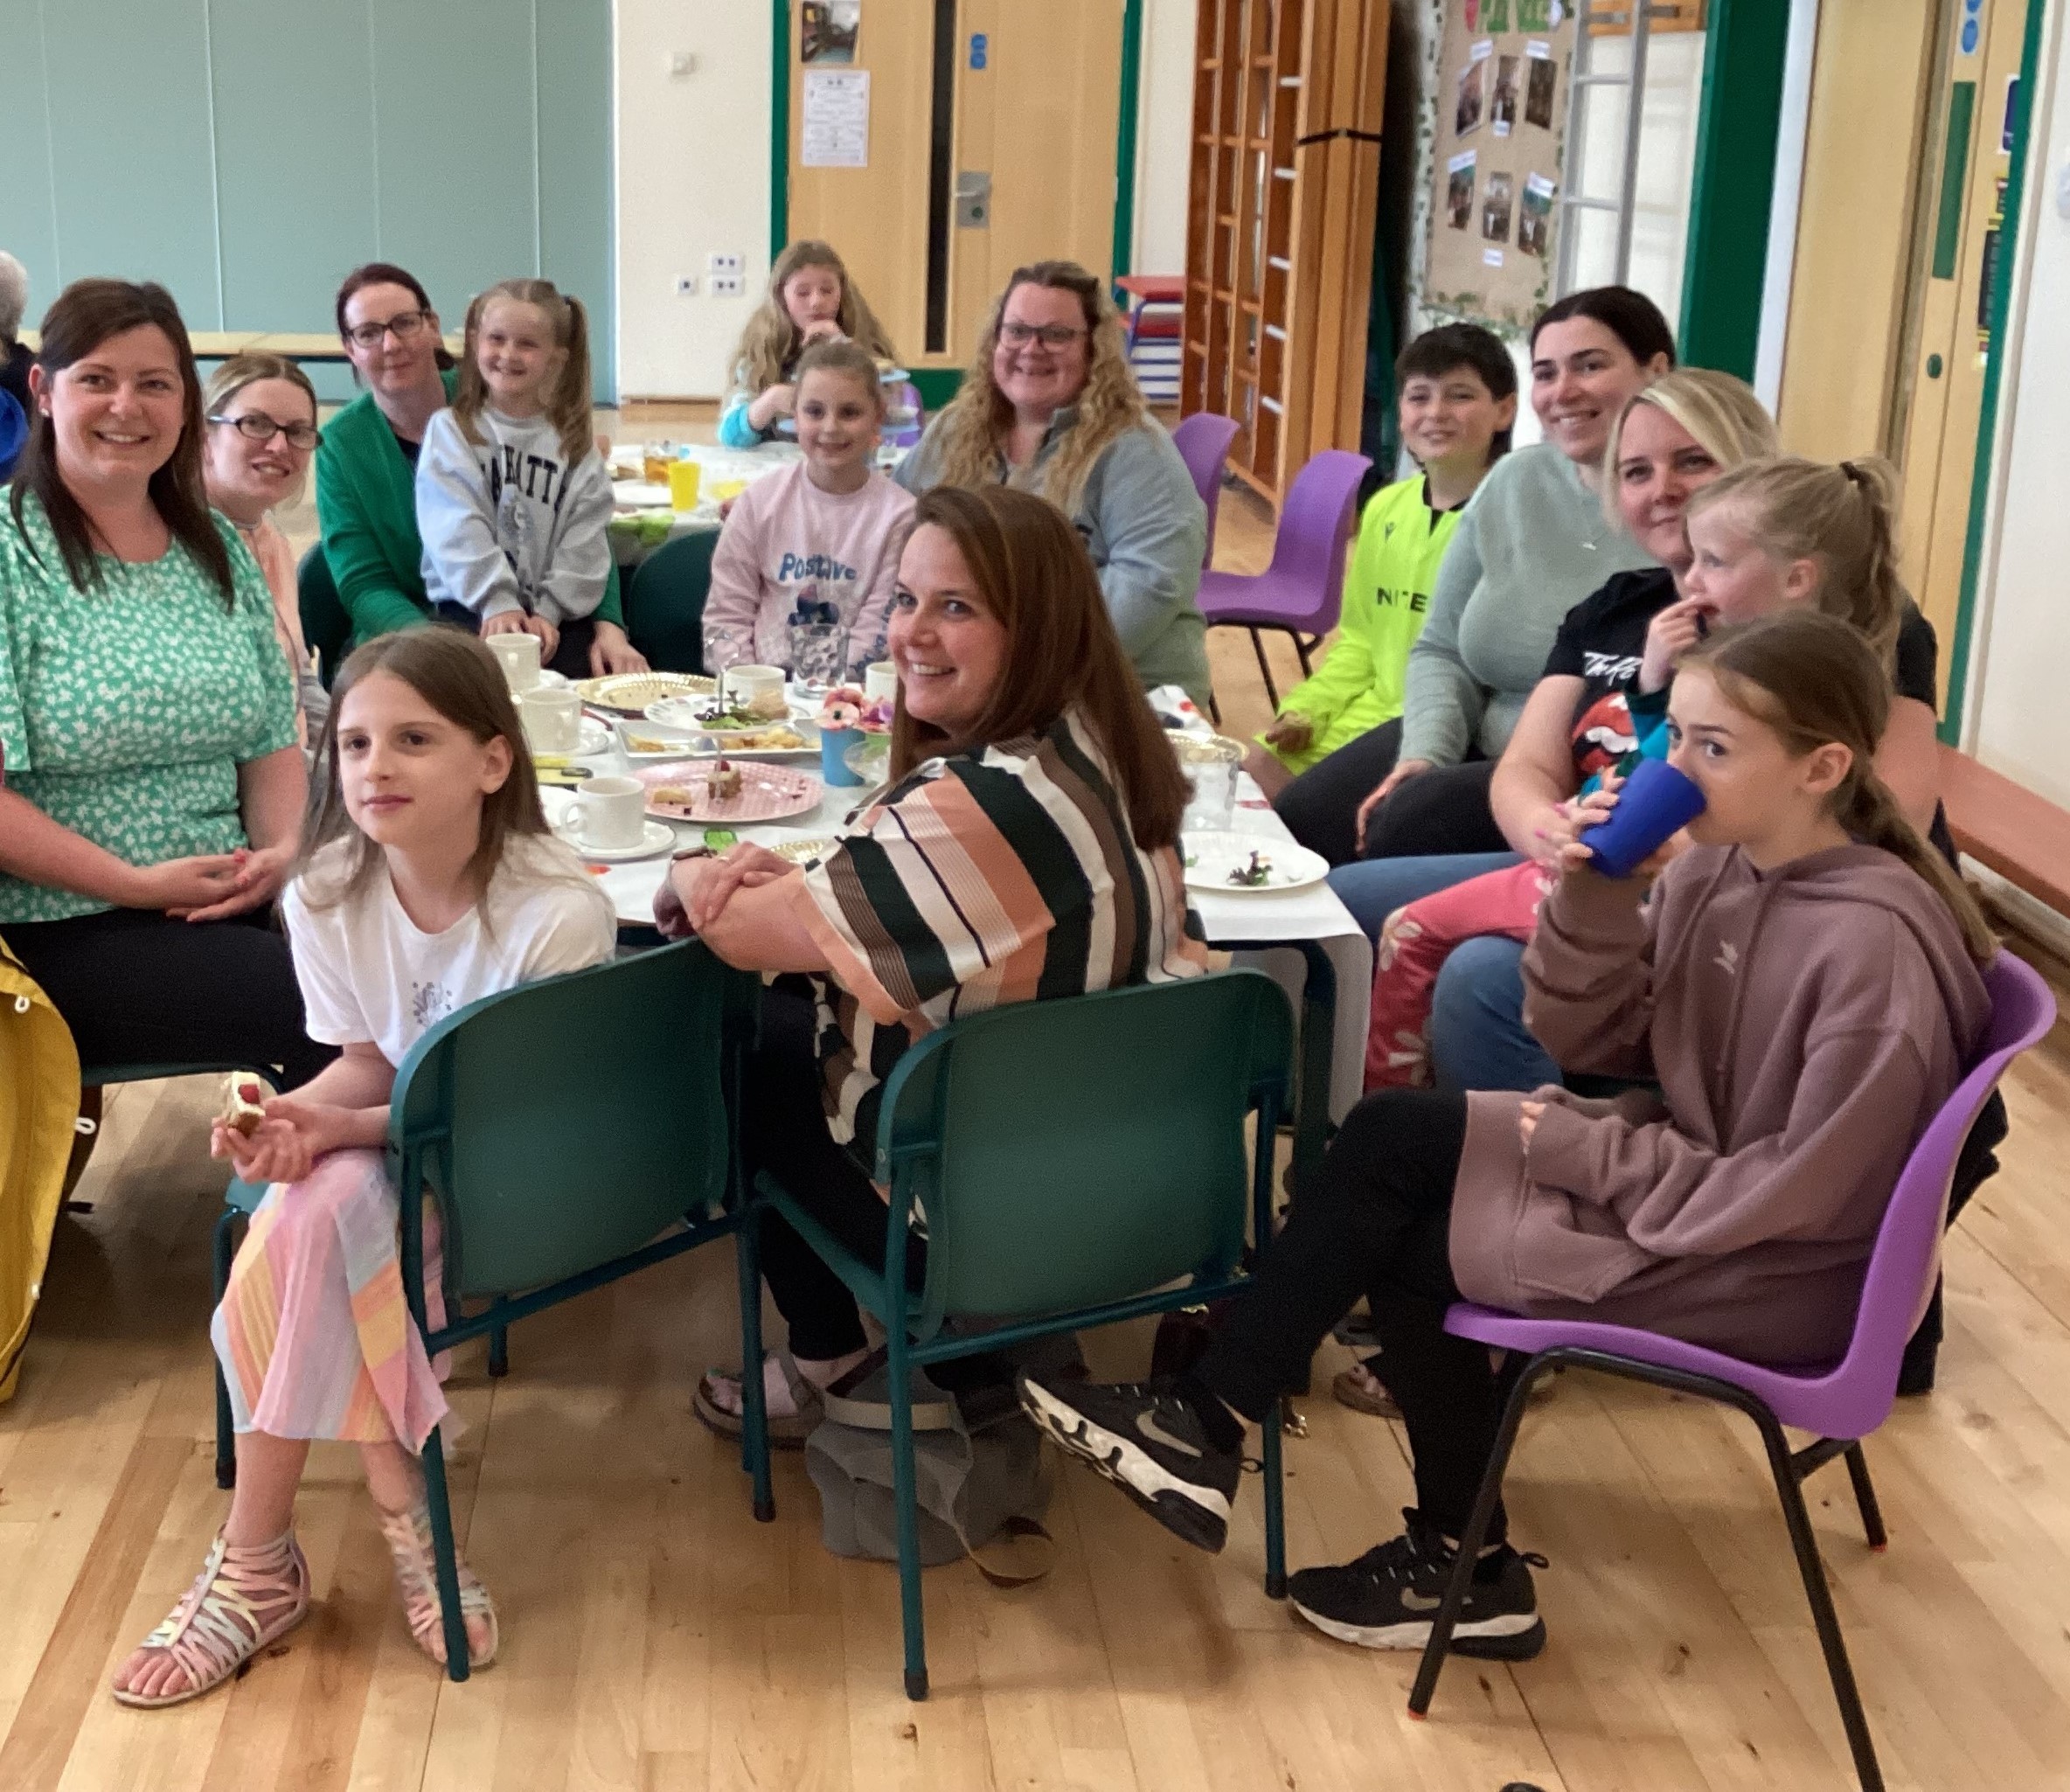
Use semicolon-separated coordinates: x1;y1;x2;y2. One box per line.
0;280;330;1086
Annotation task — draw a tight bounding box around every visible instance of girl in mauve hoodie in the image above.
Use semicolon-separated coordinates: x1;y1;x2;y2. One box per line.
1020;610;1995;1663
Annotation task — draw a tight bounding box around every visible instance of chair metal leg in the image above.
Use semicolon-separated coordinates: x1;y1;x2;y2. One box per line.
1247;627;1281;710
1293;632;1316;677
735;1209;775;1522
1754;1413;1885;1791
212;1207;239;1490
419;1425;473;1683
1844;1443;1887;1552
887;1321;928;1700
486;1300;510;1379
1261;1395;1287;1599
1407;1357;1548;1716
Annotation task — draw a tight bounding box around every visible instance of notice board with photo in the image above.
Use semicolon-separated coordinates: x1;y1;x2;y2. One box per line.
1422;0;1576;332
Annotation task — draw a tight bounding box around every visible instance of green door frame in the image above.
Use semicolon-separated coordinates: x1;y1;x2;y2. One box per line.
1942;0;2048;743
1677;0;1793;379
767;0;1145;405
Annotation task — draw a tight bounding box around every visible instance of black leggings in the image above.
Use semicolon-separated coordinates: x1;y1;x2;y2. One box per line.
1199;1087;1512;1541
1273;719;1509;866
741;988;922;1362
3;905;336;1088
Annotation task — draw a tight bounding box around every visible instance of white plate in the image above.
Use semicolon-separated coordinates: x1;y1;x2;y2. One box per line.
645;696;815;751
575;671;714;715
553;818;677;862
1181;831;1330;894
611;480;672;507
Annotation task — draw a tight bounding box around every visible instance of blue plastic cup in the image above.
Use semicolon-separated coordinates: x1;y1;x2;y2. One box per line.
1578;758;1706;878
820;724;864;788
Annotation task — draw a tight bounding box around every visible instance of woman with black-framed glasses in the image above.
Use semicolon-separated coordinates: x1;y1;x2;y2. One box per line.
893;260;1210;708
313;263;646;675
203;353;328;745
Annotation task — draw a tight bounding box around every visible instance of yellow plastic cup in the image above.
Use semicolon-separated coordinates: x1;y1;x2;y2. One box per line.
667;458;702;511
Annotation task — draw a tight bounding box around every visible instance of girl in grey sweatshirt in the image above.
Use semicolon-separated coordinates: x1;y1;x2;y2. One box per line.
416;281;613;677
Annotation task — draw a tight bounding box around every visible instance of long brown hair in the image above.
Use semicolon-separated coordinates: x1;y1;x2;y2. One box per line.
892;486;1188;851
9;279;235;601
334;261;456;374
449;279;595;466
298;629;564;916
927;260;1150;517
1685;455;1907;671
732;240;898;392
1683;613;1996;962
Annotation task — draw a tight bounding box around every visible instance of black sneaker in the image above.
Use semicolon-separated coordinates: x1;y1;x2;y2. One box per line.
1018;1372;1240;1553
1288;1509;1546;1658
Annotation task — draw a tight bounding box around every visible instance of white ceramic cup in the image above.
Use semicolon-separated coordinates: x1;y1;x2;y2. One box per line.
518;685;583;755
567;774;646;851
728;663;788;720
489;630;543;691
864;660;899;704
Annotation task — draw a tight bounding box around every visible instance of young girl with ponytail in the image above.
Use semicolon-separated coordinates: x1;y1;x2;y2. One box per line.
1022;609;1994;1661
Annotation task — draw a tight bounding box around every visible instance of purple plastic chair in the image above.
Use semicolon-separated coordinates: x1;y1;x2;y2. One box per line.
1171;411;1240;570
1408;951;2056;1792
1195;448;1372;712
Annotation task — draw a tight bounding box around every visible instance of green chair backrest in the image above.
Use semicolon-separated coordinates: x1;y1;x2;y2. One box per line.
875;969;1294;1328
626;532;716;673
390;939;755;1301
297;544;353;687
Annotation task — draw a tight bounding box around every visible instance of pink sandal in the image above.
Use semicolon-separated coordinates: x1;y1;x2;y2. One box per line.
110;1530;310;1708
377;1499;499;1670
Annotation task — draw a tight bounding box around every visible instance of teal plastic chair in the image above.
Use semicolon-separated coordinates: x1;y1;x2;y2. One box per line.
744;969;1296;1699
212;941;768;1677
625;532;716;673
296;545;353;688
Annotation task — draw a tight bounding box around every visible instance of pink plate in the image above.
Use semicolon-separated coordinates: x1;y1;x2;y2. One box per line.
635;759;823;823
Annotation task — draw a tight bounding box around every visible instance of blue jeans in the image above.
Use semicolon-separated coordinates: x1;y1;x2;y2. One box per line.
1326;851;1559;1094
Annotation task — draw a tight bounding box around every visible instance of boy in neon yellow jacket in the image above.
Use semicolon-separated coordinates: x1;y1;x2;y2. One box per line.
1247;325;1516;796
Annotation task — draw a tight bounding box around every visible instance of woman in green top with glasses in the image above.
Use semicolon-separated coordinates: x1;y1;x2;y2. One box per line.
315;263;646;674
894;260;1210;708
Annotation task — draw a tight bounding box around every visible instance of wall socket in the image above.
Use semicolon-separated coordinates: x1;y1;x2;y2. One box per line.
706;251;744;276
710;272;745;298
675;274;698;296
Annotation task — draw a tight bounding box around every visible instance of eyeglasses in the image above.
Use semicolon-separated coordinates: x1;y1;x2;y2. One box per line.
208;412;321;452
998;321;1087;349
344;309;431;350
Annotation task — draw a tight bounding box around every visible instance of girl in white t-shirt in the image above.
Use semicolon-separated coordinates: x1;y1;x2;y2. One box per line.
111;630;615;1709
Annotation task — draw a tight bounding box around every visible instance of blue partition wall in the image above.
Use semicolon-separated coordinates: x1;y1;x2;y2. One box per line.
0;0;615;400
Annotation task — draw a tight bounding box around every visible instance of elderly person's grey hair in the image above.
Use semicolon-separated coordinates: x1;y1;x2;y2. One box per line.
0;253;27;346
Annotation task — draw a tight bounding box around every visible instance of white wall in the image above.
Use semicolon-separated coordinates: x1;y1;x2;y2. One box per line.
1134;0;1198;275
1967;2;2070;802
614;0;772;398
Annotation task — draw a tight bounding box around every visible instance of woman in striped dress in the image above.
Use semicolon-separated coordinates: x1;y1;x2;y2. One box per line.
657;484;1209;1436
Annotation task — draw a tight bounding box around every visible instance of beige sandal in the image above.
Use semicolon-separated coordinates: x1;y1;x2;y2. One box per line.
376;1499;499;1670
110;1529;310;1708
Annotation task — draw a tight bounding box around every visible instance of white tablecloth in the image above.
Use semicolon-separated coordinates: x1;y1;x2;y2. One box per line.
555;745;1373;1122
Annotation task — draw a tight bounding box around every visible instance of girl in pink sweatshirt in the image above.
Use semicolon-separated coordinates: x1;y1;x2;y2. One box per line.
702;340;913;678
1019;610;1996;1662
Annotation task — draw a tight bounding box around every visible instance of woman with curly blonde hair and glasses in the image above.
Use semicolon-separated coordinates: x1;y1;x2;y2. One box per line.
894;260;1210;706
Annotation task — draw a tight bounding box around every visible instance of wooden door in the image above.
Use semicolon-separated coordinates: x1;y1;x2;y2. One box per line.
1893;0;2028;700
786;1;1126;374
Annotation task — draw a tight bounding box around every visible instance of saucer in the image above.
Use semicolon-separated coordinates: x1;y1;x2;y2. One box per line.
555;818;677;862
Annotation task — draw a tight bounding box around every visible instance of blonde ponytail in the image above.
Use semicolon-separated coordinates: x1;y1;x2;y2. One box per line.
1686;454;1907;672
1685;612;1997;964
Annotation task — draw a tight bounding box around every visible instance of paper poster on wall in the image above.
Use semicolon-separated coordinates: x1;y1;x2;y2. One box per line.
801;1;859;66
1525;41;1557;128
1492;56;1520;135
1447;151;1478;229
1417;0;1576;334
802;68;871;167
1518;172;1554;257
1482;171;1514;243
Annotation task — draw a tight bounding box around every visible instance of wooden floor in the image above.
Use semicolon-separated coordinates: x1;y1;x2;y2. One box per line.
13;486;2070;1789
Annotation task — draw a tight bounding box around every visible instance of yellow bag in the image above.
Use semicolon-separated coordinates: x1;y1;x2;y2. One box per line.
0;936;80;1402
